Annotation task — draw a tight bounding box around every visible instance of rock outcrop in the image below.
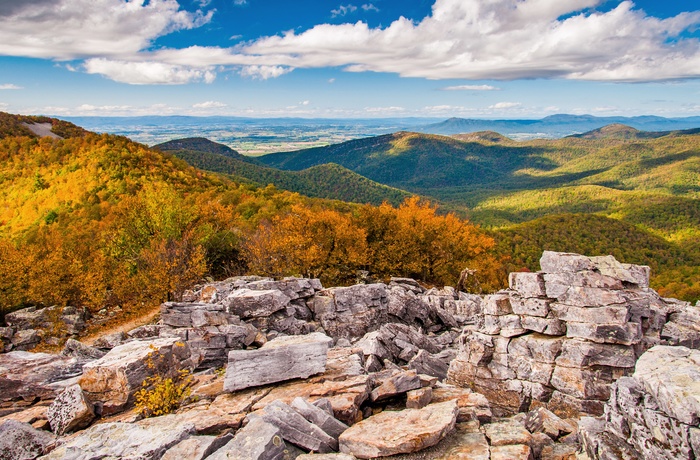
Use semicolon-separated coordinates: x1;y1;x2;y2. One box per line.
78;337;195;415
581;345;700;459
447;250;700;417
4;306;87;351
223;332;333;392
1;252;699;460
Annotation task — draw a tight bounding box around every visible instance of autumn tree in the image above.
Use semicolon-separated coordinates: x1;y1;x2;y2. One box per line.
359;196;501;290
243;204;368;285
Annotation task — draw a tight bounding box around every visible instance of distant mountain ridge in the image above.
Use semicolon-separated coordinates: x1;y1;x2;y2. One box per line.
419;114;700;138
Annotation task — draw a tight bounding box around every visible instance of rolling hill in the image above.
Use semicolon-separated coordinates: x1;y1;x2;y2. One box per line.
159;141;411;206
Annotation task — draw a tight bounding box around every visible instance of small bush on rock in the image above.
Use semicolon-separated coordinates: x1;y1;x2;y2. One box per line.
134;369;193;418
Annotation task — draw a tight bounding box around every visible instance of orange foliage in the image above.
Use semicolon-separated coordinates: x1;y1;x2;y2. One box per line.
244;204;368;285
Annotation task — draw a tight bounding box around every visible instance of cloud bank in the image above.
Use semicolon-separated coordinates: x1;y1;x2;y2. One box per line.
2;0;700;84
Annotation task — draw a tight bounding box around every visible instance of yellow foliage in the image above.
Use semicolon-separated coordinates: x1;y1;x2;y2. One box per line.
134;369;193;418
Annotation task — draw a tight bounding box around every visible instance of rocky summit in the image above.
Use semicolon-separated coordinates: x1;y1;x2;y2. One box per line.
0;251;699;460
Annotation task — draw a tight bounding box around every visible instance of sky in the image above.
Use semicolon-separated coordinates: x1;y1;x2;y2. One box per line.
1;0;700;119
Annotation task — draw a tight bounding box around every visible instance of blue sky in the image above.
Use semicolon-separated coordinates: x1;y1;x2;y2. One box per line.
1;0;700;118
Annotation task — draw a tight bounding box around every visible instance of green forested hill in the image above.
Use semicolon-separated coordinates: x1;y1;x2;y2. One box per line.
169;147;411;206
256;126;700;301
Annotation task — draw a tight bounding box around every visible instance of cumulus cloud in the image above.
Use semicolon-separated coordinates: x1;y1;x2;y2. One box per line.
84;59;216;85
193;101;227;108
489;102;521;109
0;0;212;60
331;5;358;18
236;0;700;82
0;84;22;90
4;0;700;85
239;65;293;80
442;84;500;91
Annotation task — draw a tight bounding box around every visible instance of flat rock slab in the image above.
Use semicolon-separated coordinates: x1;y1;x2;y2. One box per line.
634;345;700;425
0;420;56;460
79;337;194;415
0;351;85;403
46;384;94;435
224;333;332;392
40;414;195;460
221;289;291;319
339;400;458;459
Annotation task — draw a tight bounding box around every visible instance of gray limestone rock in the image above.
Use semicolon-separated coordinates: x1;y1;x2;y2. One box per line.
509;272;547;298
565;321;641;346
248;400;337;453
510;294;552;317
309;284;388;340
555;339;636;368
221;289;291;319
46;384;95;435
408;349;450;380
60;339;106;361
40;415;195;460
0;420;56;460
161;434;233;460
0;351;85;404
483;292;513;316
290;397;349;439
224;332;332;392
370;370;421;402
634;345;700;425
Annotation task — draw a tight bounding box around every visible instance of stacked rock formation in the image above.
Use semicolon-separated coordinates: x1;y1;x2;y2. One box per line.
447;250;699;417
580;345;700;459
2;306;88;351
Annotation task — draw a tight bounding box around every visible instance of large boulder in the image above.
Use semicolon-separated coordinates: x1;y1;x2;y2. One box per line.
40;415;195;460
0;351;85;405
224;332;333;392
0;420;56;460
46;384;95;435
339;400;458;458
78;338;195;415
308;284;388;340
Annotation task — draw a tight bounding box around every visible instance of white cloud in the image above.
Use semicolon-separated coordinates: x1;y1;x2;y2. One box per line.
0;0;213;60
239;65;293;80
235;0;700;82
364;106;406;114
442;84;500;91
331;5;358;18
193;101;227;108
300;100;310;106
4;0;700;85
233;0;247;5
361;4;379;12
84;59;216;85
489;102;521;109
328;78;336;83
0;84;22;90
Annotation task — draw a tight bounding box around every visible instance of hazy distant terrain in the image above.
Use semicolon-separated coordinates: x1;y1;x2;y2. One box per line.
63;114;700;153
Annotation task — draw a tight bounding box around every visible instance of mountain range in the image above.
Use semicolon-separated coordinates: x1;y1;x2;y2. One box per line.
1;110;698;303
